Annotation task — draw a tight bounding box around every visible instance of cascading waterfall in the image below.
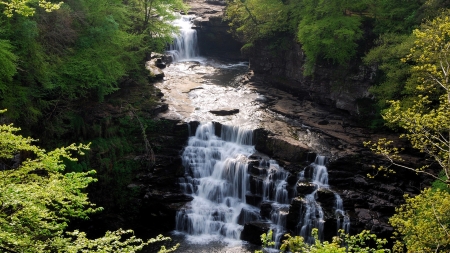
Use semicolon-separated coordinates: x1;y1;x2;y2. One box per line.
167;15;199;61
296;156;350;243
175;122;350;247
175;122;255;244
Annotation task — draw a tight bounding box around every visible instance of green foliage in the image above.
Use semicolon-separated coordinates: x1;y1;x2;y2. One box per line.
365;10;450;252
256;229;389;253
296;0;365;75
0;0;185;134
363;34;414;110
1;0;63;17
390;188;450;252
0;38;16;89
371;0;420;35
225;0;293;44
432;170;450;193
0;116;178;252
364;10;450;185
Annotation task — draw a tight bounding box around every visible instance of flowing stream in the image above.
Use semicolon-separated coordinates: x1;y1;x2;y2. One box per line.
159;15;350;252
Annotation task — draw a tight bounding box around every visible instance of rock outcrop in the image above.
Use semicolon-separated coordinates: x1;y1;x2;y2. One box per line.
245;39;376;116
187;0;244;60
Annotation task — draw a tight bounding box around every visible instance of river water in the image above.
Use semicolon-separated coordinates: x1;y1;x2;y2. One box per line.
154;14;349;253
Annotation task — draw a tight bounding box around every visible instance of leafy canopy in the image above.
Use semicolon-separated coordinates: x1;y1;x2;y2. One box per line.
390;188;450;252
365;10;450;185
1;0;63;17
0;111;178;252
364;10;450;253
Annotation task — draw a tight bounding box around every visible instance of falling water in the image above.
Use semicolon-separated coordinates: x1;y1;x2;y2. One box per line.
296;156;350;243
175;123;350;248
335;193;350;234
167;15;199;61
175;122;255;244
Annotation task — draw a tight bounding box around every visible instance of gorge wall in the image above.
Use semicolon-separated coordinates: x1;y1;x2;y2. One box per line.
246;39;376;116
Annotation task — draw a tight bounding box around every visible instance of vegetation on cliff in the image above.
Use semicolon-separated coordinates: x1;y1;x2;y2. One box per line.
0;113;178;252
0;0;185;136
0;0;186;251
256;229;389;253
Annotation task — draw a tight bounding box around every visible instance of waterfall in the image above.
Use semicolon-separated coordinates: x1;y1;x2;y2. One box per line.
175;122;350;247
296;156;350;243
167;15;199;61
175;122;255;244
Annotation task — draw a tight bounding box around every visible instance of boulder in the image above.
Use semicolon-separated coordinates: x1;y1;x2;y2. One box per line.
246;194;262;206
209;108;239;116
260;201;273;219
296;181;317;195
145;60;164;79
316;188;335;210
240;221;272;245
237;207;260;225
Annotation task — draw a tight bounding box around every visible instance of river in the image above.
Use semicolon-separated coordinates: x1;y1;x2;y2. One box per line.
150;14;351;253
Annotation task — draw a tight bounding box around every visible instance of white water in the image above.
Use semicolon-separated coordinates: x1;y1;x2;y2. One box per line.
175;122;255;245
296;156;350;243
167;15;200;61
175;123;297;246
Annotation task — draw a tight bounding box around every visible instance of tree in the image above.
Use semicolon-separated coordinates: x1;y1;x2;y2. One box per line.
0;111;178;252
364;10;450;252
0;0;63;17
365;10;450;185
389;188;450;252
296;0;367;75
225;0;293;50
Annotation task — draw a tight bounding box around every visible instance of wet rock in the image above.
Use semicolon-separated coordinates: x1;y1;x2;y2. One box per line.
209;108;240;116
143;190;194;203
237;207;260;225
316;188;335;210
240;221;272;245
286;197;306;231
246;194;262;206
296;181;317;195
145;60;165;79
286;173;298;186
156;58;166;69
249;175;264;195
260;201;273;219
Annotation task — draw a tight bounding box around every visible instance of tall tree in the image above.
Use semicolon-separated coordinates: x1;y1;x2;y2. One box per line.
365;10;450;252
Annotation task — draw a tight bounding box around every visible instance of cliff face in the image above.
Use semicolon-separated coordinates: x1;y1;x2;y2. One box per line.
246;39;376;116
188;0;244;60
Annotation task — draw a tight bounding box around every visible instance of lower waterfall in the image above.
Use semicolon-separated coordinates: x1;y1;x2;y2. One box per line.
175;122;349;247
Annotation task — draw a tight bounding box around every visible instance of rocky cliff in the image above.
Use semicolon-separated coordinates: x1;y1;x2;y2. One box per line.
245;39;376;116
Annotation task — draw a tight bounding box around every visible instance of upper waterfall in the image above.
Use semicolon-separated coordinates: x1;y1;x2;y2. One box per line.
167;15;200;61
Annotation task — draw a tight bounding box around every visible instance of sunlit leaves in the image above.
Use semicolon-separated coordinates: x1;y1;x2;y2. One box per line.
366;10;450;185
256;229;389;253
1;0;63;17
0;118;178;252
390;188;450;252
